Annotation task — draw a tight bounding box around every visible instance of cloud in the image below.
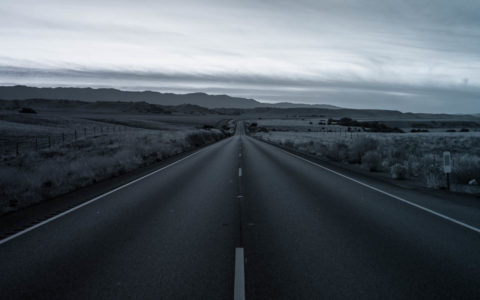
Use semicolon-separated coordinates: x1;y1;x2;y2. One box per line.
0;0;479;112
1;65;478;113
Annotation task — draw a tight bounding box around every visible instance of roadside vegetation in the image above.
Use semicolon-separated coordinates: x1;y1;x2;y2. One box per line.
248;119;480;194
0;104;233;214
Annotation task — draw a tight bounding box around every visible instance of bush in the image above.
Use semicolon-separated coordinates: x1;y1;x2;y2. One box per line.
451;154;480;184
19;107;37;114
411;129;429;133
348;137;378;163
424;172;443;189
284;139;295;149
405;154;421;177
390;163;407;180
327;142;349;162
313;142;328;157
186;132;206;146
362;151;382;171
418;154;443;188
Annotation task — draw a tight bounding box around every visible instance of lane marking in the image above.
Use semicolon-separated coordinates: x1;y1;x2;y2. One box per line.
239;153;242;157
234;247;246;300
259;140;480;234
238;168;242;177
0;146;211;246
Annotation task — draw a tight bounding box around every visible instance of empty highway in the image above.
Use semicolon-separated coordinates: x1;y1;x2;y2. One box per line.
0;122;479;299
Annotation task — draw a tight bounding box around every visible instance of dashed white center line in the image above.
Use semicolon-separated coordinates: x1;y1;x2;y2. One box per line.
238;168;242;177
234;247;245;300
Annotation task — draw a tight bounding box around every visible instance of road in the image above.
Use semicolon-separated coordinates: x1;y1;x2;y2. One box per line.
0;122;479;299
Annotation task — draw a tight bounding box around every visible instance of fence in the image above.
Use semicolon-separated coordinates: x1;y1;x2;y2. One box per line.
0;126;131;157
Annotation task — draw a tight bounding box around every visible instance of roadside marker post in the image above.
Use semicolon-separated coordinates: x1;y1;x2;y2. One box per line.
443;151;452;190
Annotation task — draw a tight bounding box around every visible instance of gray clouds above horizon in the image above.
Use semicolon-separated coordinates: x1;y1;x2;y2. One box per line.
0;0;479;112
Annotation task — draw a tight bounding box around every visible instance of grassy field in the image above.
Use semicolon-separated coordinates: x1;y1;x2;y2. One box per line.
253;117;480;133
249;119;480;194
0;106;233;214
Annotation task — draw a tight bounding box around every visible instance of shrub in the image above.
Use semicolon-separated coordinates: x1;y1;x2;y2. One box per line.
313;142;328;157
284;139;295;149
405;154;422;177
411;129;429;133
257;126;269;132
424;172;443;189
348;137;378;163
415;153;448;188
327;142;349;162
451;154;480;184
19;107;37;114
390;163;407;180
362;151;382;171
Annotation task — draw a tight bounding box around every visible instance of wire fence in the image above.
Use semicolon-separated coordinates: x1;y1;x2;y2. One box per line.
264;125;365;141
0;126;131;158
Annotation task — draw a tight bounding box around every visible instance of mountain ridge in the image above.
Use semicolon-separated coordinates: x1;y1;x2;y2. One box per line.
0;85;339;109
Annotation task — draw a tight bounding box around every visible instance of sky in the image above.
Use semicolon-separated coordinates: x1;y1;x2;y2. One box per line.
0;0;479;113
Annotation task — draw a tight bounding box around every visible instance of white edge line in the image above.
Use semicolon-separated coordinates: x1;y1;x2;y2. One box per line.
238;167;243;177
267;142;480;234
234;247;245;300
0;147;207;246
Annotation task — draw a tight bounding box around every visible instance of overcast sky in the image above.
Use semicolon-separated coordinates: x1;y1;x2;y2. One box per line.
0;0;479;113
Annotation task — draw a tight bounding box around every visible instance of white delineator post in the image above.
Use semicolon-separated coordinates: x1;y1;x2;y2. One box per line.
443;151;452;190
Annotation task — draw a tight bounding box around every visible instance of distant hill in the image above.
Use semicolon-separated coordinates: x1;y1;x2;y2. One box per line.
215;107;480;121
1;98;478;124
0;98;173;114
0;85;339;109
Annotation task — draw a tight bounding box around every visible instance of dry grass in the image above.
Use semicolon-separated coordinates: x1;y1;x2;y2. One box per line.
253;130;480;192
0;129;225;214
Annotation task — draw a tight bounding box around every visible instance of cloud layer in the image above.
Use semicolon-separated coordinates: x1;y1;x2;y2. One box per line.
0;0;479;112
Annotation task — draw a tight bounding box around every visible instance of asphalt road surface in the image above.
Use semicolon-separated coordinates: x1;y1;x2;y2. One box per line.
1;122;479;299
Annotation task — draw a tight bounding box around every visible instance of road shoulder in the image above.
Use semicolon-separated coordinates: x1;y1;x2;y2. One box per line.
0;137;231;240
250;136;480;230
